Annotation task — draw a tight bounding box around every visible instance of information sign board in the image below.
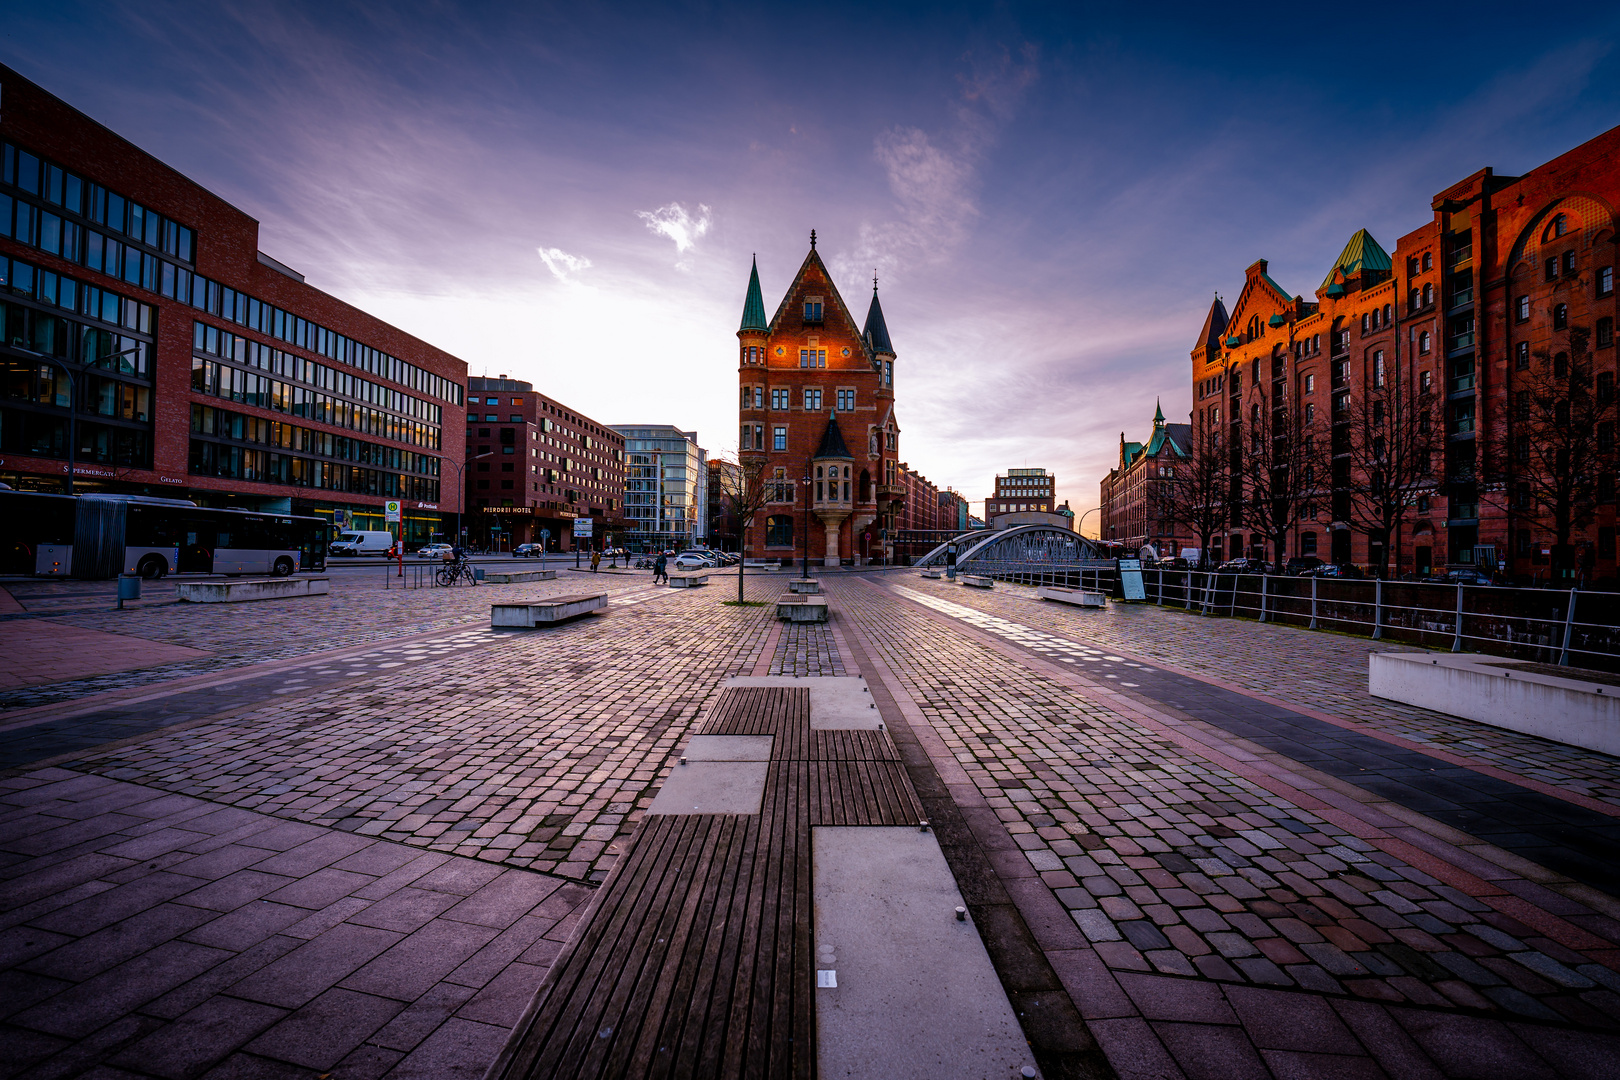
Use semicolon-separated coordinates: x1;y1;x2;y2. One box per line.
573;518;594;538
384;500;401;524
1117;557;1146;601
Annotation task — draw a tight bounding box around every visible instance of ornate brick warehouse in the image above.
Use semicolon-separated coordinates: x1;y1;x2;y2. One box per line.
735;234;901;564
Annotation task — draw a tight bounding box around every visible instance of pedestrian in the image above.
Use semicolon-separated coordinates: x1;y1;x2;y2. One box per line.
653;552;667;584
591;548;601;573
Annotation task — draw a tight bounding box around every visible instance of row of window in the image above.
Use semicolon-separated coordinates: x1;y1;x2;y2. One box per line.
195;321;440;428
3;357;151;421
2;254;152;337
1;408;148;465
3;298;152;379
1;140;461;410
190;358;442;451
741;386;860;411
190;404;439;475
2;141;196;263
189;440;441;500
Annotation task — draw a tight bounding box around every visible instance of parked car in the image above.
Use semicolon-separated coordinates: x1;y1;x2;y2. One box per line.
330;530;394;556
1302;563;1365;579
1217;557;1269;574
416;543;453;560
678;550;722;568
1284;556;1324;576
1433;567;1495;586
513;543;544;558
672;553;713;571
1149;557;1191;570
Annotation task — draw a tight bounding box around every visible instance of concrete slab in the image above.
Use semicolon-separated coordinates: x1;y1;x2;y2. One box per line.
682;735;774;761
722;676;882;730
176;577;330;603
812;826;1036;1080
646;761;768;815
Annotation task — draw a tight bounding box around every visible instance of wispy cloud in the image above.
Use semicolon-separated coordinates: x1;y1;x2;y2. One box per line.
537;246;592;283
637;202;713;255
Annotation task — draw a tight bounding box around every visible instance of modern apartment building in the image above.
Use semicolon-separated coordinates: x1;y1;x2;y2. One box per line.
986;468;1056;522
464;376;623;551
612;425;706;552
0;64;467;545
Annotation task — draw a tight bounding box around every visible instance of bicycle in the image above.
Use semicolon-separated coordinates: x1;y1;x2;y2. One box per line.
435;558;478;587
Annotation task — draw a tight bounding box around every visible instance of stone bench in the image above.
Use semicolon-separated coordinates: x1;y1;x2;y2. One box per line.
919;569;943;579
1370;652;1620;757
1037;585;1106;608
776;596;829;623
960;575;994;589
788;578;821;594
491;592;608;628
177;576;330;603
482;570;557;584
668;574;710;588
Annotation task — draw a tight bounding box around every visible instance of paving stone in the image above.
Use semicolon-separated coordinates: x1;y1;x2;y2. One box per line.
111;996;288;1079
1226;985;1362;1053
226;922;402;1008
1152;1021;1271;1080
243;987;406;1070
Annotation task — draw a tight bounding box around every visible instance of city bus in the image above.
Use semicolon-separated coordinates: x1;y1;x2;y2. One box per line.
0;490;328;578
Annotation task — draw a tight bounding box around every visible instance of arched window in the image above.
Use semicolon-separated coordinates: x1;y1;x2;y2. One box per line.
1383;304;1392;325
766;515;793;547
1422;283;1433;306
1553;304;1569;330
1418;331;1430;354
1553;213;1567;238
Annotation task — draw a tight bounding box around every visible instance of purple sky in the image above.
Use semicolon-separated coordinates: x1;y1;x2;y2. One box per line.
5;2;1619;526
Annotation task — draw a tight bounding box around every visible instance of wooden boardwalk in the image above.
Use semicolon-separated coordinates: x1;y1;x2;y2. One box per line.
488;686;926;1080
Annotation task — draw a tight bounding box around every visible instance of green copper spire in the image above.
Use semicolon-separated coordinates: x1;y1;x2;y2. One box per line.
739;257;767;332
1154;398;1165;425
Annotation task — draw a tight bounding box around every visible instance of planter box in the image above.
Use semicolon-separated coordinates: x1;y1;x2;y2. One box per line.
960;575;994;589
482;570;557;583
919;569;943;579
777;596;829;623
789;578;821;594
491;593;608;628
176;576;330;603
1369;652;1620;757
1038;586;1106;608
669;574;710;588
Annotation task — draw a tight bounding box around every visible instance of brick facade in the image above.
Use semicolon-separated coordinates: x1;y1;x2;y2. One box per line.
1100;410;1194;555
0;65;467;544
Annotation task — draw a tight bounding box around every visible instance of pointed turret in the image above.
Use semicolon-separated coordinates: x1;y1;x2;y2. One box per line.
863;278;895;358
815;416;852;460
1195;295;1229;352
1154;399;1165;426
738;257;768;333
1319;229;1392;293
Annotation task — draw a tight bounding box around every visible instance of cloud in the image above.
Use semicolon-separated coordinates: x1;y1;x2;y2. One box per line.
537;246;592;282
636;202;713;254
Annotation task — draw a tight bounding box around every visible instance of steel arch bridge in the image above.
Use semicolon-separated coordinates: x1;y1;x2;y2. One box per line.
914;525;1110;570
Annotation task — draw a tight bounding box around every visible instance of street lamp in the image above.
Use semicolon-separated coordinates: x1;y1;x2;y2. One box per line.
26;346;142;495
444;451;494;547
1075;505;1102;540
800;468;813;579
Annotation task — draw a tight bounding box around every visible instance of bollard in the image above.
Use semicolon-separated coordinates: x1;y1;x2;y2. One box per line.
116;573;141;611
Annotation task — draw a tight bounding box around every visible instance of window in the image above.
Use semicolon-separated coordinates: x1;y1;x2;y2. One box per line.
1515;391;1530;421
836;389;855;411
1515;342;1530;369
1361;313;1370;334
1516;295;1530;323
1545;257;1559;281
1599;266;1614;297
1305;403;1315;423
766;515;794;546
1563;250;1576;277
1514;436;1530;463
1384;304;1392;325
798;348;826;368
1418;330;1431;355
1554;352;1569;378
754;387;763;409
741;387;750;409
771;388;789;410
1553;213;1567;238
1422;283;1433;307
803;299;823;322
1373;351;1385;388
1420;370;1433;392
1304;374;1315;393
773;426;787;451
1422;253;1432;272
804;388;822;410
1600;317;1615;349
1553;304;1568;331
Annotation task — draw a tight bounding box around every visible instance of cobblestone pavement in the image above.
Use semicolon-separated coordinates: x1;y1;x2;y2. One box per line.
767;618;847;676
56;580;789;884
911;575;1620;809
825;576;1620;1068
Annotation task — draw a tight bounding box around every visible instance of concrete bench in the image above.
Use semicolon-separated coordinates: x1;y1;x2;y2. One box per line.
482;570;557;584
1037;585;1106;608
177;576;330;603
919;569;943;579
788;578;821;594
668;574;710;588
491;592;608;628
960;575;994;589
1370;652;1620;757
776;596;829;623
743;559;776;569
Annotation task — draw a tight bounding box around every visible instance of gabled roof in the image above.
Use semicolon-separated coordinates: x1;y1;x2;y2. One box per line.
1195;295;1230;351
1319;229;1392;291
1152;422;1192;459
1122;440;1145;466
815;416;852;459
863;284;894;357
738;257;767;332
767;244;871;363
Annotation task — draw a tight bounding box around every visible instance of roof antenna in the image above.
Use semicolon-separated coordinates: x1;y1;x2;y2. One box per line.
810;228;817;249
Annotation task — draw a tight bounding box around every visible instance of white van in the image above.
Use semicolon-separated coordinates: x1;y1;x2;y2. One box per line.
329;530;394;556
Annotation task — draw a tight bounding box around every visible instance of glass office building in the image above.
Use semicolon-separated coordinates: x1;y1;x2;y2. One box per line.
611;426;706;551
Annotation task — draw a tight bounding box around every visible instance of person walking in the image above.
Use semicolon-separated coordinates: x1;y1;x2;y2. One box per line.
591;548;601;573
653;552;667;584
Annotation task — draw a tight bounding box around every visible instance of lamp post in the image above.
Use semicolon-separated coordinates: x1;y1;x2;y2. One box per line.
801;469;813;579
444;451;494;547
1076;505;1102;540
29;346;140;496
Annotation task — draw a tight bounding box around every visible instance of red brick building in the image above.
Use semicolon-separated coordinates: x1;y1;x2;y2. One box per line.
1100;405;1194;555
463;376;623;551
987;467;1057;523
736;236;901;564
1193;123;1619;581
0;65;467;544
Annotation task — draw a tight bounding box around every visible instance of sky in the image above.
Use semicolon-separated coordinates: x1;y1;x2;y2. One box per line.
4;1;1620;527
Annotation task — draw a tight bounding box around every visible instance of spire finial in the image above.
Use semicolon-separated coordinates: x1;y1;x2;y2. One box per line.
810;228;817;250
873;269;879;295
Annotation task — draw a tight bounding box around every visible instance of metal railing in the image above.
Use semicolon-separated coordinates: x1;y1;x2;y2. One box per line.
383;562;482;589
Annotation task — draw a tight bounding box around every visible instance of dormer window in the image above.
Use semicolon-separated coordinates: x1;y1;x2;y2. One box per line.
804;297;824;323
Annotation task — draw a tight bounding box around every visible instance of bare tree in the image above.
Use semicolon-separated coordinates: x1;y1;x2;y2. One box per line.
1486;327;1617;580
1239;385;1318;574
1336;362;1446;579
715;455;775;602
1150;419;1227;569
